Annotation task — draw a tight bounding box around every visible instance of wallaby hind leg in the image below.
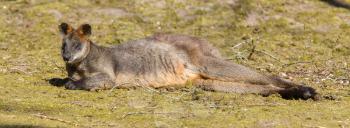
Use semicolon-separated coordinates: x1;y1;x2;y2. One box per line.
194;79;319;100
193;79;282;96
198;57;276;85
197;57;319;100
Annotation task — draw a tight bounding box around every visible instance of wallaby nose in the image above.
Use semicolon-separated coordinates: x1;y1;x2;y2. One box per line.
63;55;70;62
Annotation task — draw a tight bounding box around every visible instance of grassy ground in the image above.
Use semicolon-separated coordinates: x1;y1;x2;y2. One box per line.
0;0;349;127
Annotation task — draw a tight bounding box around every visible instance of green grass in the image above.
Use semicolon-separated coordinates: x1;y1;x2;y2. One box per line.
0;0;349;127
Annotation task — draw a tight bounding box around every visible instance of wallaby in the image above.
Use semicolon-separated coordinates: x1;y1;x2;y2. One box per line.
58;23;318;100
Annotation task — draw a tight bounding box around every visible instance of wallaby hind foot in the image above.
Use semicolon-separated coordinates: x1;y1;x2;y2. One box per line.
278;86;318;100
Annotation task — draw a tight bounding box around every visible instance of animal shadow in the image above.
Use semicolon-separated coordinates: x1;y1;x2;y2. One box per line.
47;78;69;87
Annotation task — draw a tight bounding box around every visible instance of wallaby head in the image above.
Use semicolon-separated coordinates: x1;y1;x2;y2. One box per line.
58;23;92;64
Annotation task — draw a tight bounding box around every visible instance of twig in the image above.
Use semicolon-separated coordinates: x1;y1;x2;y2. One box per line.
32;113;79;126
256;50;278;60
90;124;118;127
232;41;249;49
208;103;286;109
255;49;284;64
108;82;132;95
282;61;312;67
121;112;146;118
9;67;29;74
209;105;235;108
242;103;287;107
121;111;178;118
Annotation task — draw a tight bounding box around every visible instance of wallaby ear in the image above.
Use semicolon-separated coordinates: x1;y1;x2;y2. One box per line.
59;22;73;35
77;24;92;36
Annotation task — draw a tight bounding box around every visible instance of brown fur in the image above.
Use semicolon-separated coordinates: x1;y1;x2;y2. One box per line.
58;23;319;100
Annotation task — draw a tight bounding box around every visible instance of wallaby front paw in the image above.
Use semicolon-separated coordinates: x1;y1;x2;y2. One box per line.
65;81;79;90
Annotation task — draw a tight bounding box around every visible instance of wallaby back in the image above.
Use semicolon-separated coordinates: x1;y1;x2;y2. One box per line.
150;33;222;57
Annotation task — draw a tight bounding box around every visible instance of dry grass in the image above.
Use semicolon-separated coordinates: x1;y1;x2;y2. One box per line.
0;0;349;127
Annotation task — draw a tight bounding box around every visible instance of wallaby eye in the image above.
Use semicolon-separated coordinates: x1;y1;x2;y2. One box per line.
74;44;82;50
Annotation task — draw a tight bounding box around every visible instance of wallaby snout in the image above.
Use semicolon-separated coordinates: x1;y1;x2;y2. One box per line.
62;54;70;62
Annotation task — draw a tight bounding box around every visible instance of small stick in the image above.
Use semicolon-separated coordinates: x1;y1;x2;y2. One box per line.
255;49;284;64
242;103;287;107
282;61;312;67
32;113;79;126
232;41;249;49
108;82;132;95
121;111;178;118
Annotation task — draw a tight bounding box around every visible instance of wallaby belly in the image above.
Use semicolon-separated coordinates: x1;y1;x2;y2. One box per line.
112;40;199;88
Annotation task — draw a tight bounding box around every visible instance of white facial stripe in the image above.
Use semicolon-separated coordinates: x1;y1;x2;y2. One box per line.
72;43;87;62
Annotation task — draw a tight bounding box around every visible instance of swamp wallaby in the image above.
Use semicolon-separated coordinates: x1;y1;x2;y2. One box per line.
58;23;318;100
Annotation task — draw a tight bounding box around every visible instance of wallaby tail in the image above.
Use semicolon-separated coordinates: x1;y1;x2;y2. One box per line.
322;0;350;10
196;57;319;100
